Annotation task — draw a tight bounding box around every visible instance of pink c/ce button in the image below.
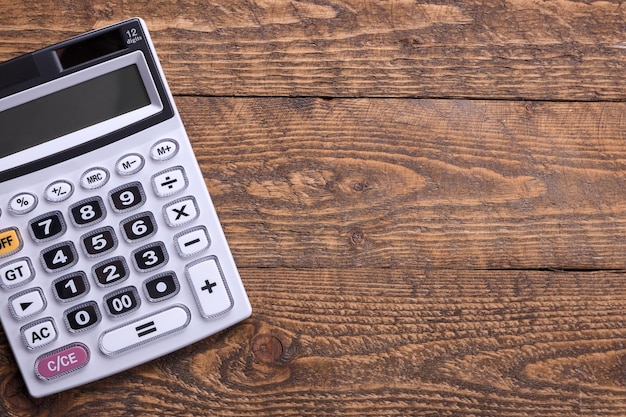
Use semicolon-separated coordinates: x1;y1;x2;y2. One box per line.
35;343;89;381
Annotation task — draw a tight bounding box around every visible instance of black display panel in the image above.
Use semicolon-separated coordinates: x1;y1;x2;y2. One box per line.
0;65;150;158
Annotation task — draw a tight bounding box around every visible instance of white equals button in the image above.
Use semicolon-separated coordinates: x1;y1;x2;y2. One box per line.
99;305;191;356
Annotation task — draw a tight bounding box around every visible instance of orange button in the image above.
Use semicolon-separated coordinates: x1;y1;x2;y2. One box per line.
0;228;22;257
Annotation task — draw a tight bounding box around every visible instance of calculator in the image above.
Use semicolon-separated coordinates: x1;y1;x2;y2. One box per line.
0;18;251;397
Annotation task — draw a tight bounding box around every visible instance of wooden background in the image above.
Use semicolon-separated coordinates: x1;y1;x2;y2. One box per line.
2;1;626;415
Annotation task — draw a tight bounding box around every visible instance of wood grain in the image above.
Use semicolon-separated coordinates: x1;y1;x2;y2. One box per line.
2;269;626;416
3;0;626;416
1;1;626;99
182;97;626;270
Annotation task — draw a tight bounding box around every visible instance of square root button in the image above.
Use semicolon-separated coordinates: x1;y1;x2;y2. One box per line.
186;257;234;318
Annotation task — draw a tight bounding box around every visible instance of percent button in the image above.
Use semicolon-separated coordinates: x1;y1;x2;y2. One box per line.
9;192;37;215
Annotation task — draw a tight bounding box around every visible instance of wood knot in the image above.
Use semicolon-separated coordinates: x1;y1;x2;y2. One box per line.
251;334;284;365
349;230;365;245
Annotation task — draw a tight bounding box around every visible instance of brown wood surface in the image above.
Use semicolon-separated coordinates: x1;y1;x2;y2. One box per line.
2;1;626;416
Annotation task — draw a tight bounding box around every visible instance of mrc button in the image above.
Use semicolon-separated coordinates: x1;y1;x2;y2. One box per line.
80;167;110;190
0;228;22;258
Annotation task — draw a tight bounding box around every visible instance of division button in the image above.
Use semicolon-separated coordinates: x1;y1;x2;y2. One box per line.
152;166;188;197
9;288;46;319
99;305;191;356
21;317;57;349
35;343;89;381
186;257;234;318
0;227;23;258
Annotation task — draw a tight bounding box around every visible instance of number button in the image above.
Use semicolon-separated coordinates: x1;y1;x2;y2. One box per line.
120;212;157;243
109;182;146;213
52;272;89;302
103;286;141;318
41;242;78;272
80;227;117;257
132;242;168;272
64;301;101;333
143;272;180;302
29;211;66;242
69;197;106;227
92;257;129;287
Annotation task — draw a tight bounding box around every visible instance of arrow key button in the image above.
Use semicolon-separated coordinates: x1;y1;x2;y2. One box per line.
9;288;46;320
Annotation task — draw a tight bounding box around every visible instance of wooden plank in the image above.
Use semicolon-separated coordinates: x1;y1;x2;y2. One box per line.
179;97;626;270
1;1;626;99
2;268;625;416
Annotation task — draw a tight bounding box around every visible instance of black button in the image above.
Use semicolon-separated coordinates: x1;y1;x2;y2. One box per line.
109;182;145;213
132;242;168;272
81;226;117;257
64;301;101;332
41;241;78;272
92;257;129;287
143;272;179;302
29;211;66;241
69;197;106;227
120;212;156;242
104;286;141;317
53;272;89;301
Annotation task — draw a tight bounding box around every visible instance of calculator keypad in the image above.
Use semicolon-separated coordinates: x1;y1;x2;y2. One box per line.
0;137;250;396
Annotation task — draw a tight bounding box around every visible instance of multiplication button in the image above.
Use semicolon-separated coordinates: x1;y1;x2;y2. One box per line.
163;197;199;227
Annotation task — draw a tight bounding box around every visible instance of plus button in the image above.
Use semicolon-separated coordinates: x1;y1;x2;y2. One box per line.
201;279;217;294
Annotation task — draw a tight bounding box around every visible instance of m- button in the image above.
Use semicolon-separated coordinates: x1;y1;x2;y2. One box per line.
0;228;22;258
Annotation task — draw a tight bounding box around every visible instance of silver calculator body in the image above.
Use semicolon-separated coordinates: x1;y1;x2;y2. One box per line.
0;18;251;397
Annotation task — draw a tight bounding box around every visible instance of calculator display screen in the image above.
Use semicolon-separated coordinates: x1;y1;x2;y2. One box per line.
0;65;150;159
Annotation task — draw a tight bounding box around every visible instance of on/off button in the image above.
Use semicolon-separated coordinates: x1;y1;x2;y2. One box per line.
0;228;22;258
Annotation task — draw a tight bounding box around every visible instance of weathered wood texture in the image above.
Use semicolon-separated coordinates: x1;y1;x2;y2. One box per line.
2;1;626;416
2;1;626;100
